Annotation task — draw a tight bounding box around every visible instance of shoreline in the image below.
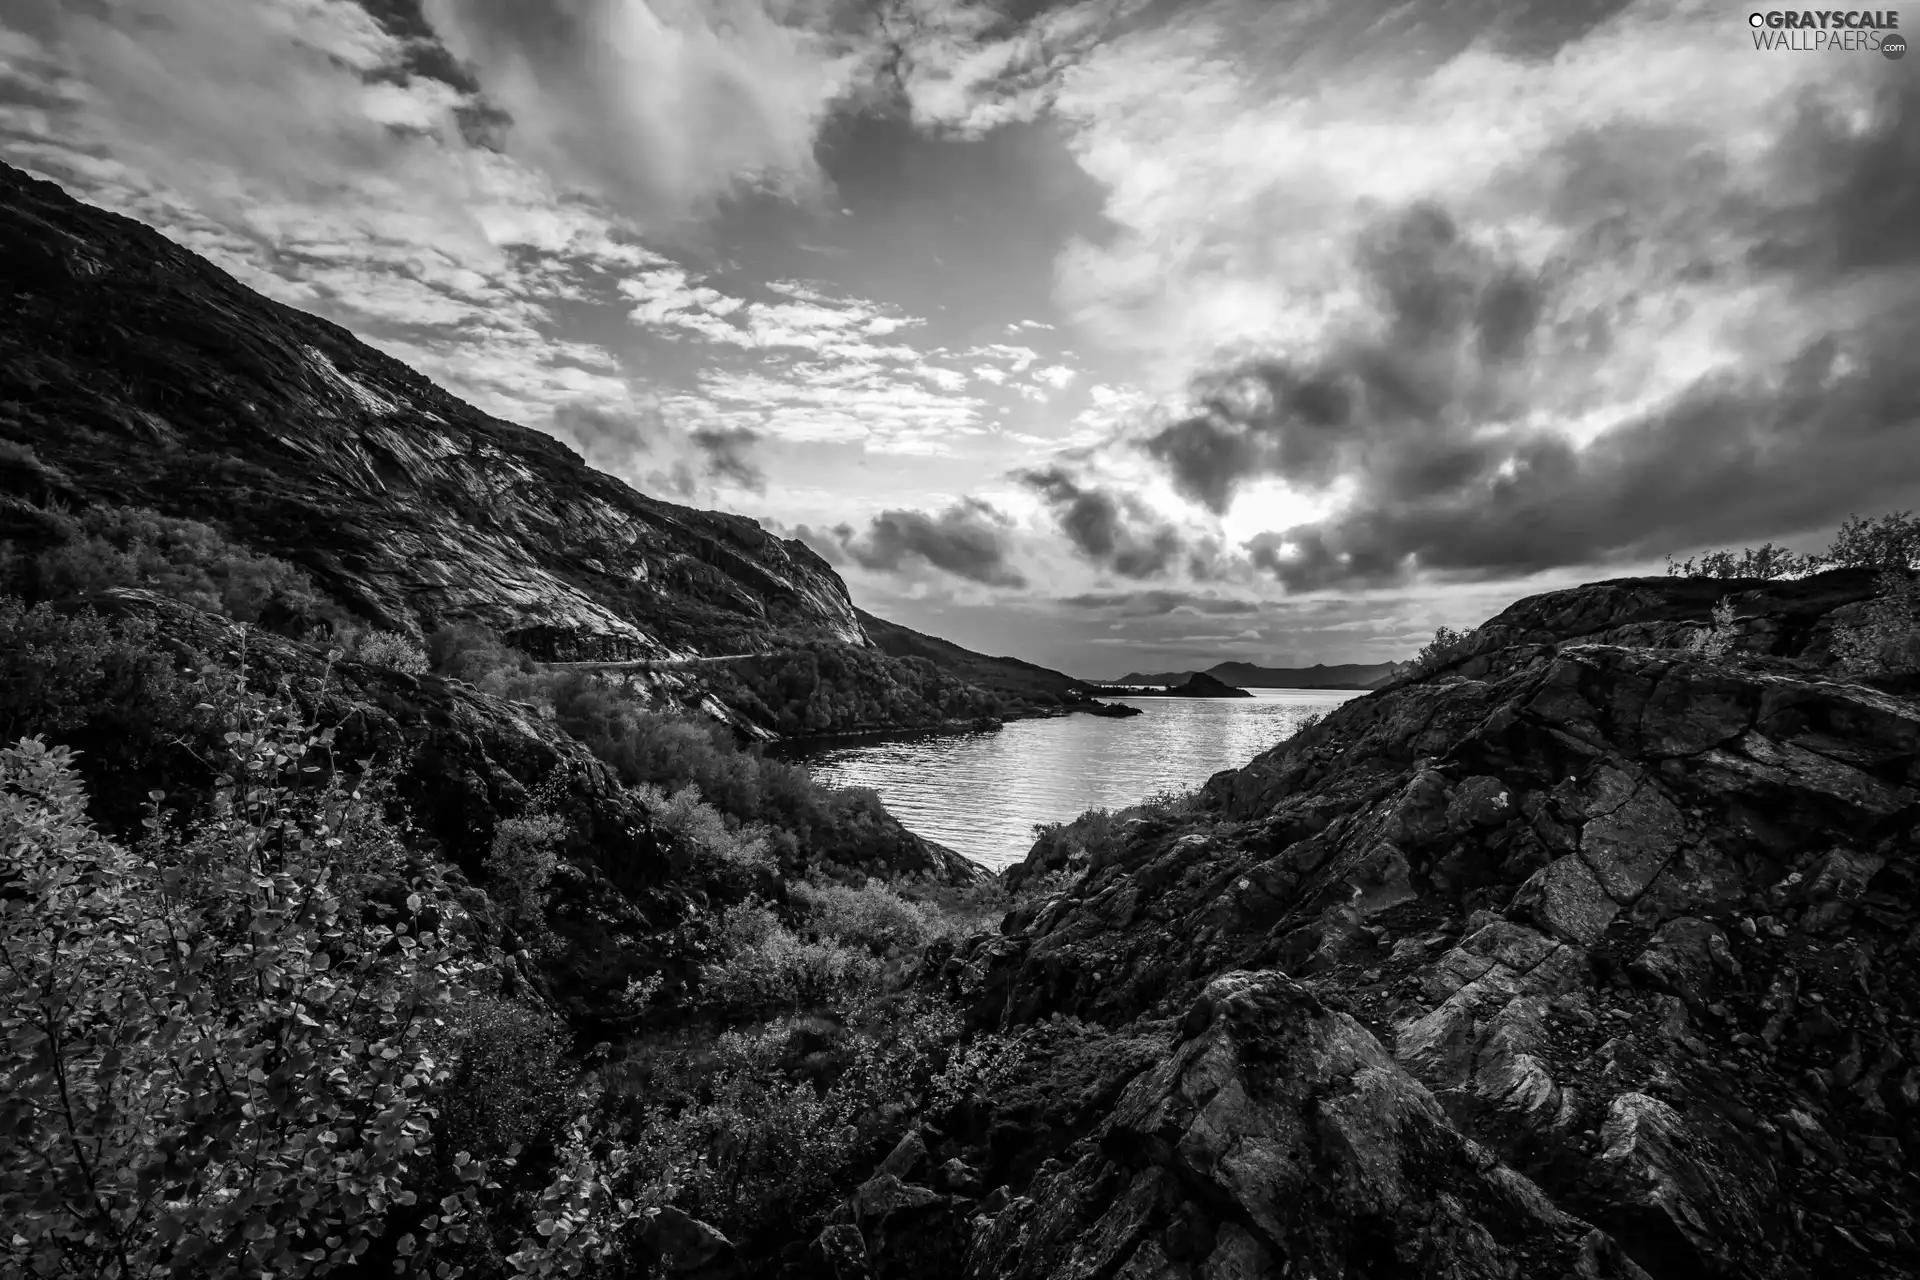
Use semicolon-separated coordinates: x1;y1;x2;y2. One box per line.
763;699;1129;756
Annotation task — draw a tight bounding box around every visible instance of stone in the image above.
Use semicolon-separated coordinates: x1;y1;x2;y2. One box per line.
810;1224;872;1280
1629;917;1734;1014
1512;854;1620;944
641;1206;737;1275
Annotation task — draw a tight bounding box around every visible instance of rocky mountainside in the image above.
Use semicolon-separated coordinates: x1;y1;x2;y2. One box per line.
807;570;1919;1280
0;161;860;663
857;607;1100;710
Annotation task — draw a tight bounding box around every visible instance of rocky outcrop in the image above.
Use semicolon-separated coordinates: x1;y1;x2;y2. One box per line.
1126;672;1254;699
0;161;860;662
935;572;1918;1279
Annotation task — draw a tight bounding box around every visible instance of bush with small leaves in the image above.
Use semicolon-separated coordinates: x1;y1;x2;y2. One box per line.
1832;570;1920;677
0;697;481;1278
697;902;881;1016
1685;596;1739;658
353;628;430;674
1410;625;1475;677
0;499;344;632
790;877;934;956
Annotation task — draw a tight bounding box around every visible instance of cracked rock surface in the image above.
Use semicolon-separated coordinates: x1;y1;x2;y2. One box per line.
880;572;1918;1280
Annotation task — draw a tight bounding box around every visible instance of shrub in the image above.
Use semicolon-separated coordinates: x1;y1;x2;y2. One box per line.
1685;596;1738;658
1283;709;1325;744
634;781;775;877
1665;543;1817;580
790;877;934;956
0;499;345;633
1823;511;1920;570
1664;510;1920;580
697;902;880;1015
0;710;480;1277
1832;570;1920;677
618;994;971;1253
1410;624;1474;677
353;627;430;674
0;595;229;832
426;997;579;1276
486;813;567;945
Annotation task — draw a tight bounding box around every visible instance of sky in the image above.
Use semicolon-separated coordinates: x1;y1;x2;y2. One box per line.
2;0;1917;678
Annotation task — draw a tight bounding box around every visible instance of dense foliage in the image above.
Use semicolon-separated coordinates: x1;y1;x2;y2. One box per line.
0;497;348;637
0;689;480;1277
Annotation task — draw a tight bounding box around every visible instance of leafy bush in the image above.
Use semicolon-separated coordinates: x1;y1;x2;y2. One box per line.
1666;510;1920;580
0;710;479;1277
0;595;231;832
698;902;881;1015
1832;570;1920;677
1409;624;1475;677
1665;543;1817;580
634;781;775;879
1821;511;1920;570
1685;596;1738;658
547;674;927;872
353;628;430;674
0;499;346;633
614;994;972;1253
426;996;580;1277
790;877;935;956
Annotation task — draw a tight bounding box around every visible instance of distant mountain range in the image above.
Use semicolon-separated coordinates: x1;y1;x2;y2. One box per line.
1099;660;1404;690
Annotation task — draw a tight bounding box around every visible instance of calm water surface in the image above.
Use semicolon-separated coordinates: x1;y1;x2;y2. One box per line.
794;689;1364;870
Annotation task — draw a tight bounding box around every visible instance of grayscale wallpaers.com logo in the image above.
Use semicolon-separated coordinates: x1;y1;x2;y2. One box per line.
1748;9;1906;57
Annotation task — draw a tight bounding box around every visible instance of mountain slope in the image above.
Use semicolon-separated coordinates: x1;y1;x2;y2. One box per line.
0;161;860;662
855;607;1098;708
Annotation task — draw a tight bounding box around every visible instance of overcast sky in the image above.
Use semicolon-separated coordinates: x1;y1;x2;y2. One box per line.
3;0;1916;677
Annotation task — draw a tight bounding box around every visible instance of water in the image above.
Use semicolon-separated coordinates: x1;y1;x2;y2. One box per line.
793;689;1365;870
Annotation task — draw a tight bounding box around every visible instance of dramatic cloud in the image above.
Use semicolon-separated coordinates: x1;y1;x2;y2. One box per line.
805;499;1028;587
549;399;766;499
877;0;1145;139
421;0;871;227
1133;72;1920;591
1016;466;1191;579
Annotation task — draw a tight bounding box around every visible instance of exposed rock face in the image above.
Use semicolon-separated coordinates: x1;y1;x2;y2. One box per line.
0;162;862;661
932;573;1918;1280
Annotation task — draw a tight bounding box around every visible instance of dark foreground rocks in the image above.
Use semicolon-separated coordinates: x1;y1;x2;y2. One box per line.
814;573;1917;1280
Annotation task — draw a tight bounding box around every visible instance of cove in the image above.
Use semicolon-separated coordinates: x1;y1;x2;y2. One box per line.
787;688;1364;870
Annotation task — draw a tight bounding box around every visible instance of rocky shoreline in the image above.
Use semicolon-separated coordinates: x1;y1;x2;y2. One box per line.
793;570;1920;1280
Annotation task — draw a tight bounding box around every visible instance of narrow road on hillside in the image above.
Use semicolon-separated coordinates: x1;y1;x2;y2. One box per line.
536;653;769;672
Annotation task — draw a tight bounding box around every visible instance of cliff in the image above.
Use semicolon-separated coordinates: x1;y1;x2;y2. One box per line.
0;161;860;663
812;570;1919;1280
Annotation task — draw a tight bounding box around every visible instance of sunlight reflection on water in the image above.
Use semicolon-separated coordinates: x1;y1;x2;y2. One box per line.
792;689;1364;870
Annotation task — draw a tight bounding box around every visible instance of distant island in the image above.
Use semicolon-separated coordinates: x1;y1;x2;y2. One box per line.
1099;659;1401;691
1109;671;1254;698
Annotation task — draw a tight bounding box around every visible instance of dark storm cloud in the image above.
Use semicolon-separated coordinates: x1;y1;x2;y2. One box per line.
690;427;766;492
1142;74;1920;592
808;499;1028;587
1015;465;1188;578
